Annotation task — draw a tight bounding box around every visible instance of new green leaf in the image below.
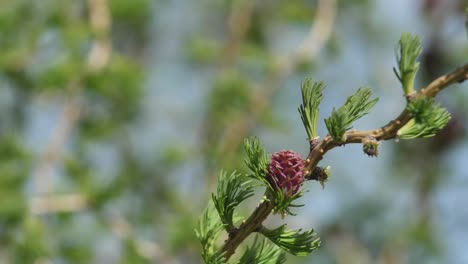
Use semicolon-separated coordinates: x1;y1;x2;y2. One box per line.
238;236;286;264
212;170;254;230
393;33;422;95
261;225;320;256
298;79;326;139
195;202;226;264
244;137;269;185
269;188;305;217
324;88;379;142
397;97;451;139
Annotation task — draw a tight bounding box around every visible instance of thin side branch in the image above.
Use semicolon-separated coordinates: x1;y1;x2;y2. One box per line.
33;90;81;194
221;201;274;260
29;194;87;214
220;0;255;68
31;0;112;205
220;62;468;260
290;0;337;65
305;62;468;176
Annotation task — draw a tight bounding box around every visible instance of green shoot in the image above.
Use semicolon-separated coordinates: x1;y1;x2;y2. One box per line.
261;225;321;256
212;171;254;231
298;79;326;140
393;33;422;95
195;202;226;263
238;236;286;264
324;88;378;142
398;97;451;139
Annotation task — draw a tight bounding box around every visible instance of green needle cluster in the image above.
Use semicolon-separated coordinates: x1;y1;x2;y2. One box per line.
298;79;325;140
324;88;379;142
261;225;321;257
398;97;451;139
393;33;422;96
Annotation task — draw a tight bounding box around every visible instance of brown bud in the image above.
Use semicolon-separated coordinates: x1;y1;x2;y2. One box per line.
362;136;380;157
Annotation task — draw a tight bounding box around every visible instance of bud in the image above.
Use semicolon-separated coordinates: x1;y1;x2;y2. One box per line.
268;150;305;196
309;165;331;189
309;137;320;151
362;136;379;157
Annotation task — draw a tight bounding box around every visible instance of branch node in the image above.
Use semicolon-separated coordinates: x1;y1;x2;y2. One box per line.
306;166;331;187
405;92;417;101
309;137;320;151
228;228;240;238
362;136;380;157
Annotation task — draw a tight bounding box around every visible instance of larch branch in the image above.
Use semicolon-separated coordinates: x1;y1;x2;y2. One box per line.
219;62;468;261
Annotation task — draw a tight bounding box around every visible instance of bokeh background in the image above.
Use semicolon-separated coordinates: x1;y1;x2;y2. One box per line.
1;0;467;263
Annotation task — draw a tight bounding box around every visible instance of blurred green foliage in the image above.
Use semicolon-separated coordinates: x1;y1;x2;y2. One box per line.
0;0;153;262
0;0;466;263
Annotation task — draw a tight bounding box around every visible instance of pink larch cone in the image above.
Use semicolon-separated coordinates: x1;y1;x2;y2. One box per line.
267;150;305;196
